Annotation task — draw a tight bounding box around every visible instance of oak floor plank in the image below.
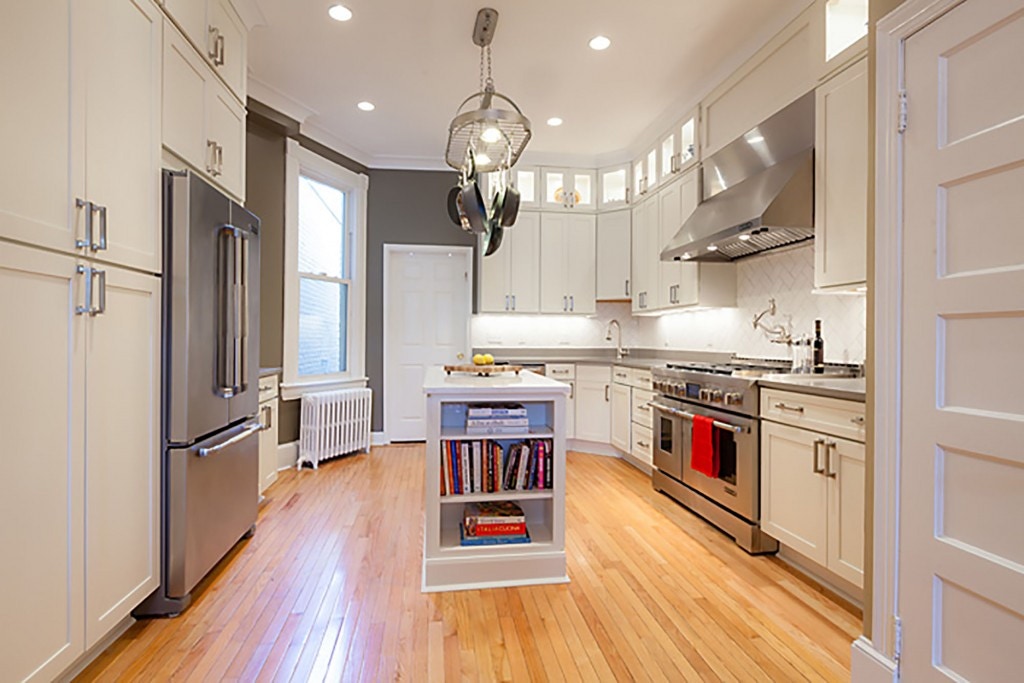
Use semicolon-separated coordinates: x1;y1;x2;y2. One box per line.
75;447;860;682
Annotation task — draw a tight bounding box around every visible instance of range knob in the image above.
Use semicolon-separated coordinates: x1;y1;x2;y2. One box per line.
711;390;723;403
725;392;743;406
699;388;711;401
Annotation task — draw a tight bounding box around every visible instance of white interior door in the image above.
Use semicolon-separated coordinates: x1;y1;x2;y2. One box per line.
385;246;472;442
899;2;1024;680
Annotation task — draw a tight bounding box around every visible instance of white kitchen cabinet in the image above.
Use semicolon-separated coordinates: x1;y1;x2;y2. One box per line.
610;381;631;452
574;365;611;443
654;170;702;309
541;168;597;211
258;374;280;495
0;0;162;274
826;436;866;586
598;164;631;209
631;423;653;466
565;380;576;439
479;211;540;313
658;112;698;186
163;19;247;201
0;243;161;681
814;57;868;290
822;0;868;76
539;213;596;314
632;146;660;198
161;0;247;102
630;198;659;313
596;209;631;300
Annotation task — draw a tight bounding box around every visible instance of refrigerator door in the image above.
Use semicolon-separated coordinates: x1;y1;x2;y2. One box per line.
165;420;260;599
228;202;260;424
165;170;232;444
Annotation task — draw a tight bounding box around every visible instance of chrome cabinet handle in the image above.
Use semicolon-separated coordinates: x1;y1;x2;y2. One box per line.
198;422;262;457
262;404;273;431
570;295;574;312
774;402;805;413
813;438;825;474
90;269;106;316
511;294;516;310
216;34;225;66
625;279;630;297
637;440;649;448
604;384;610;402
75;198;93;249
504;295;509;311
208;26;221;62
825;442;838;478
76;265;93;315
562;295;567;312
91;204;107;251
217;143;224;176
206;140;218;174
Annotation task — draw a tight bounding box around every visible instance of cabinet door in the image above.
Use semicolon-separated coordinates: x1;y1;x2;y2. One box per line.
507;211;540;312
669;170;701;306
207;78;247;200
513;167;540;209
0;0;79;256
610;383;631;451
634;198;660;311
162;20;208;171
479;233;510;313
814;57;868;290
541;168;569;210
162;0;207;53
574;380;611;443
630;204;645;314
657;181;682;309
599;164;631;209
596;210;631;300
570;170;597;211
259;399;280;494
565;214;596;314
565;381;576;439
760;422;828;564
539;213;569;312
84;265;160;647
83;0;162;273
207;0;247;101
0;244;85;683
826;436;865;587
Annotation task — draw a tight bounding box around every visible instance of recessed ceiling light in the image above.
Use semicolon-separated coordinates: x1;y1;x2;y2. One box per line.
589;35;611;51
328;4;353;21
357;101;375;111
480;126;502;143
546;117;563;127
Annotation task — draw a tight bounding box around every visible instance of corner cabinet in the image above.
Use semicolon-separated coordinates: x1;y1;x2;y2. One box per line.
814;57;868;291
421;368;569;592
539;213;596;314
479;212;541;313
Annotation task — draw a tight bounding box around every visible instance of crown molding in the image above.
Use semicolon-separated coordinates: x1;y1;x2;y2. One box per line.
299;122;375;169
229;0;267;30
247;76;317;125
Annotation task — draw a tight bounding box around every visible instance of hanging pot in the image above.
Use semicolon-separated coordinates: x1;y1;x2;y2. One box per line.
483;221;504;256
498;184;520;227
458;149;488;234
446;186;462;227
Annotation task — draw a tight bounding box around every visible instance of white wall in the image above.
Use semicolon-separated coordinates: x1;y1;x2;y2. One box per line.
473;244;867;364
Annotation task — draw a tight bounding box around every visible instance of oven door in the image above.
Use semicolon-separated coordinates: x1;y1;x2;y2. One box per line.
650;402;684;481
678;404;759;522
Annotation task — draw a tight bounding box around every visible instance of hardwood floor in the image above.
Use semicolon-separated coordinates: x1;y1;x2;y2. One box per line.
77;445;860;682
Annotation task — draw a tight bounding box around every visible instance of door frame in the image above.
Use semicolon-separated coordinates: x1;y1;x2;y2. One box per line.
382;243;473;444
860;0;965;678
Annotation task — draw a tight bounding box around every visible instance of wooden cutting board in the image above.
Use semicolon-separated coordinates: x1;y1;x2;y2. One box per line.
443;364;523;376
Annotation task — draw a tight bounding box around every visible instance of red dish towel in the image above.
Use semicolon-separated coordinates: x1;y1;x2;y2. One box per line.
691;415;719;478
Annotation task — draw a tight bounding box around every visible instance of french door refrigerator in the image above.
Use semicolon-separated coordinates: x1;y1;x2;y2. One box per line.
136;169;260;616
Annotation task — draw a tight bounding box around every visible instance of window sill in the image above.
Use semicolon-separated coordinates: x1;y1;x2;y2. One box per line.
280;376;369;401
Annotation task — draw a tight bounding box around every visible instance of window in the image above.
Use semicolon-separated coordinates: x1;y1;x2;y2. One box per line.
283;140;368;399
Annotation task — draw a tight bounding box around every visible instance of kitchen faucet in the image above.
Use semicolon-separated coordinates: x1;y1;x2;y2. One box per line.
605;319;628;360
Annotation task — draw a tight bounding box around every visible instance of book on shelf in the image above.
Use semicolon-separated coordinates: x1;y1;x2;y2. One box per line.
463;501;526;524
465;417;530;427
440;438;554;496
459;523;531;546
466;404;528;418
465;424;532;435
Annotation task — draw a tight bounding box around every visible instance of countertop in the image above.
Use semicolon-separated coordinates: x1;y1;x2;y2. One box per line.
757;375;866;402
259;366;282;378
423;366;571;396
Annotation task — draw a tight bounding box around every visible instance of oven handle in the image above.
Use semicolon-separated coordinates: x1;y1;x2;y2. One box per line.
648;402;747;434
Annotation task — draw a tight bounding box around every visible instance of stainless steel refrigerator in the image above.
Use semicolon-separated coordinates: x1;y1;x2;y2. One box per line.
136;169;261;616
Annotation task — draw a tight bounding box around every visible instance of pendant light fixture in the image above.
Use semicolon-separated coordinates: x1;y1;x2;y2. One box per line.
445;8;532;173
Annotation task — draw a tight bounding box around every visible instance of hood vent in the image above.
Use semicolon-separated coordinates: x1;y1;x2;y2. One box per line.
661;92;815;263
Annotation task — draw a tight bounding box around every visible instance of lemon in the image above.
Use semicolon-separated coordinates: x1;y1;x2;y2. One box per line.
472;354;486;366
483;353;494;365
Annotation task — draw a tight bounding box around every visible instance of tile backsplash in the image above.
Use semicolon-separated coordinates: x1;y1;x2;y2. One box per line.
472;244;867;364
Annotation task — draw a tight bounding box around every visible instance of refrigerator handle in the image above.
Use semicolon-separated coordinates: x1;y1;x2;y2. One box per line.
236;229;249;395
217;226;236;396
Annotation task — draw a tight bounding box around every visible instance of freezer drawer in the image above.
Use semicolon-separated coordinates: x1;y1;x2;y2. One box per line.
165;420;260;599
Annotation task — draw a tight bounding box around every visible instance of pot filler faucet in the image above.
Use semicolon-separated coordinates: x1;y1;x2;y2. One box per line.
605;319;628;360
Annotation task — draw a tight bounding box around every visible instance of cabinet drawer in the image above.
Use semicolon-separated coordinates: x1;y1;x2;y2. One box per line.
577;364;611;383
631;423;653;464
258;374;278;402
545;363;575;380
631;368;653;390
760;388;865;442
612;365;631;384
631;388;655;427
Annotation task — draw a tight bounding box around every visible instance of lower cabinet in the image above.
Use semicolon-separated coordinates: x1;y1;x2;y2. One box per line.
610;382;631;451
761;420;865;587
258;374;280;495
0;243;160;681
574;366;611;443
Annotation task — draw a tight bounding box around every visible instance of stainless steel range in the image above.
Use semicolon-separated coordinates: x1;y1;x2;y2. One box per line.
650;361;783;554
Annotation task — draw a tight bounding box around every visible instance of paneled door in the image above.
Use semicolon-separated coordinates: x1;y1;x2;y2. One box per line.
385;246;473;441
899;1;1024;680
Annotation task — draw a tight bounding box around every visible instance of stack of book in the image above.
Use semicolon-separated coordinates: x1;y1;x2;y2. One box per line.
440;439;553;496
465;404;530;435
459;501;530;546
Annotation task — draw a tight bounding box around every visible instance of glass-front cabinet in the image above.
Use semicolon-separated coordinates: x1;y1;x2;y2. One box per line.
658;111;699;185
599;163;631;209
823;0;867;72
481;165;540;209
541;168;597;211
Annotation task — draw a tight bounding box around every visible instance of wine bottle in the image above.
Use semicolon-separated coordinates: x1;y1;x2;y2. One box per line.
812;320;825;374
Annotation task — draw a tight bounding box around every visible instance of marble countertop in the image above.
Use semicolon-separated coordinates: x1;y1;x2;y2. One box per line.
423;366;571;396
757;375;866;402
259;366;282;378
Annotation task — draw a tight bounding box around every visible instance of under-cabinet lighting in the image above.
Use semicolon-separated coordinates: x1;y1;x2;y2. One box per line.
707;245;719;252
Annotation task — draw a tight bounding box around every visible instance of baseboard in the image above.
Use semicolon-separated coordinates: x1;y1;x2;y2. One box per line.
777;545;863;608
371;431;388;446
57;615;134;682
851;636;897;683
277;441;298;471
618;450;653;475
567;439;620;458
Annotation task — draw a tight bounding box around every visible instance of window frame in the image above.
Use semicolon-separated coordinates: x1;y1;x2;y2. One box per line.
282;139;368;400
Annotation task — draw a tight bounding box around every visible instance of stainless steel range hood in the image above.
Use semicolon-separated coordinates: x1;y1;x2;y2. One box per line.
661;92;815;263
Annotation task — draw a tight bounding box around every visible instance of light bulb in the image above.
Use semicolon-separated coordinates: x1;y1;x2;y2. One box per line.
480;127;502;143
475;153;492;166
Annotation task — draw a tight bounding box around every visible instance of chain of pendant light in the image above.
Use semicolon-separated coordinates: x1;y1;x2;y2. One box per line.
478;44;494;93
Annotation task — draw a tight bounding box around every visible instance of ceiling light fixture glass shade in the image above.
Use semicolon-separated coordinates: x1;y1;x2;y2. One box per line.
445;8;532;173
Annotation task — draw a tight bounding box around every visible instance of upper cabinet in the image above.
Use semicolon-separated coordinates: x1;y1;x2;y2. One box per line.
596;209;631;300
814;57;868;291
823;0;868;75
539;213;597;314
632;146;659;200
599;164;631;209
542;168;597;211
479;211;541;313
658;110;699;186
161;0;247;103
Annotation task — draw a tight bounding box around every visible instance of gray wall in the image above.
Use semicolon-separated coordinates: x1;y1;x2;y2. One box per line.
365;170;478;431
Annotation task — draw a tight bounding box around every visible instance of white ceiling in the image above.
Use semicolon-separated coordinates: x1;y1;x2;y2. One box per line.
247;0;809;170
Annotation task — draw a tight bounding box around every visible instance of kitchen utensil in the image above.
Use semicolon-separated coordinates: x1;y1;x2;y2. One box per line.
483;222;504;256
446;186;462;226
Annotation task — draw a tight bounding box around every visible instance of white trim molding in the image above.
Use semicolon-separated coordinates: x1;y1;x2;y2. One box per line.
851;637;899;683
277;441;299;471
371;432;389;446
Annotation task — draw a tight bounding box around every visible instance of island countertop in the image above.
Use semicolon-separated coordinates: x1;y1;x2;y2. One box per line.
423;366;571;396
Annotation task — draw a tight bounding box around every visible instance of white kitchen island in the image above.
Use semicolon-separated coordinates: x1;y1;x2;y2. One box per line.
421;367;570;592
